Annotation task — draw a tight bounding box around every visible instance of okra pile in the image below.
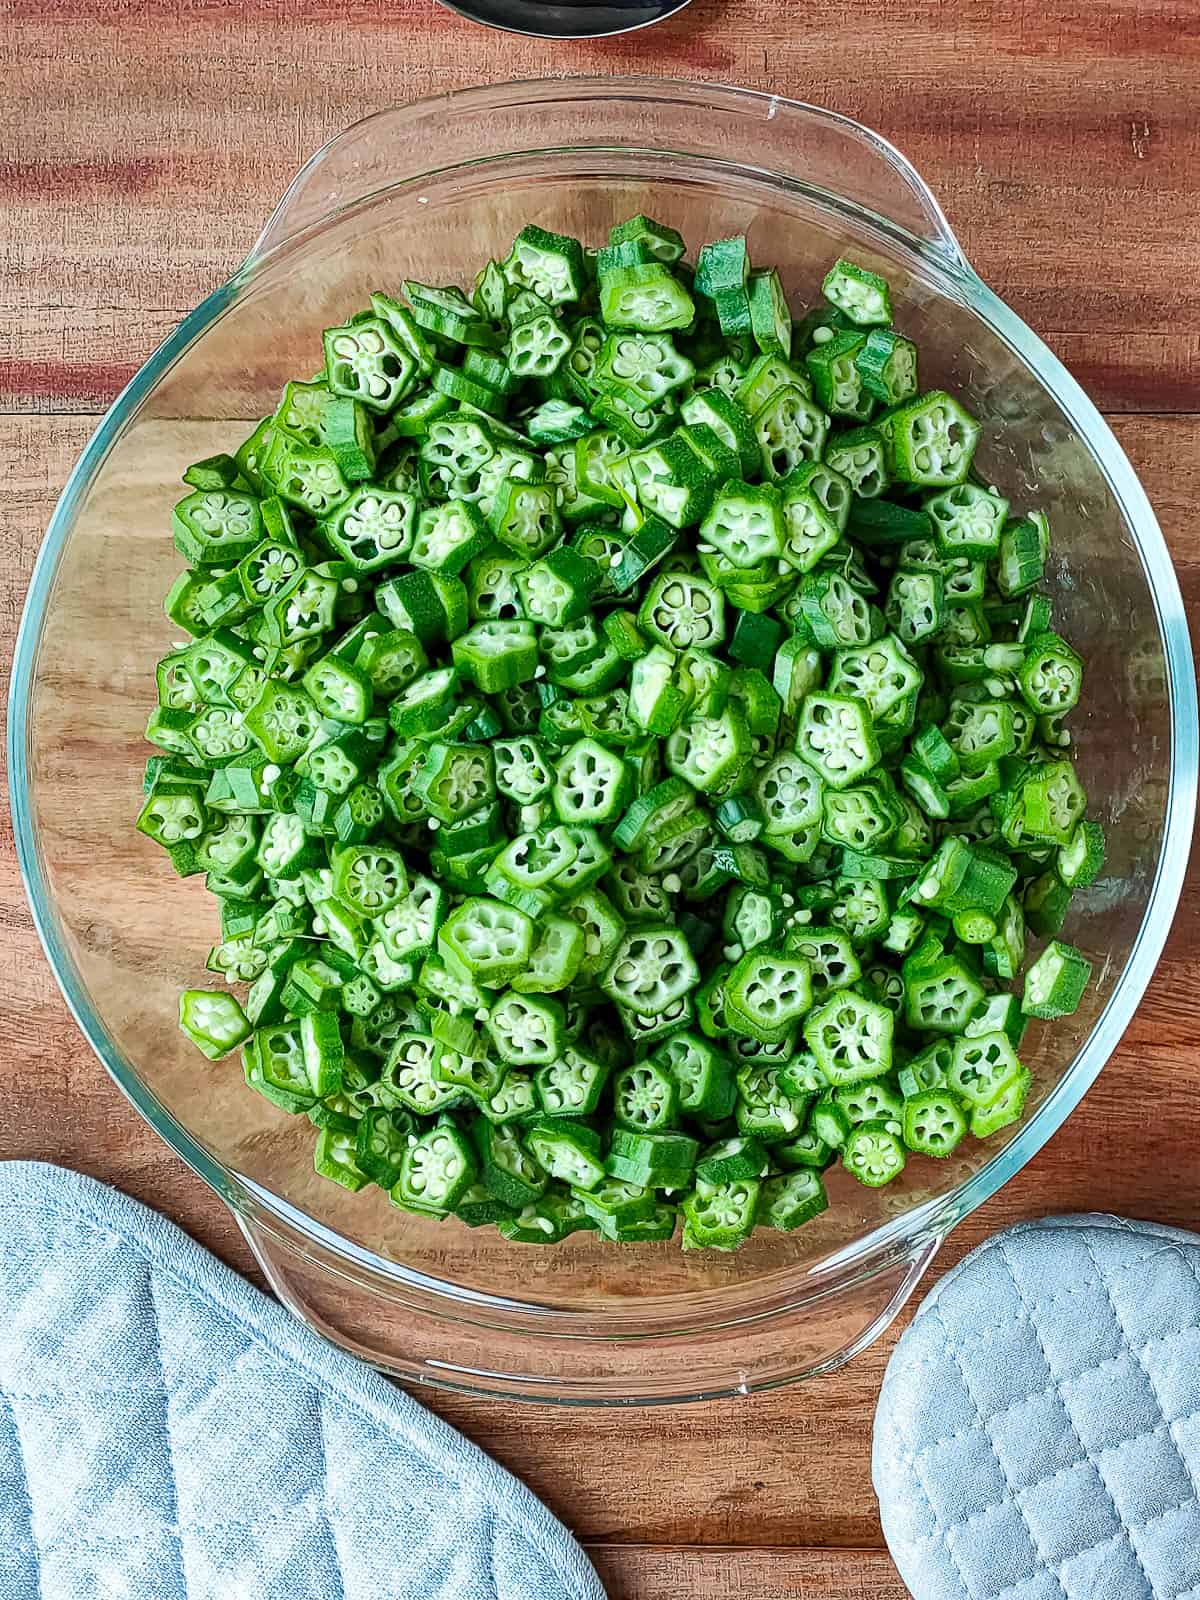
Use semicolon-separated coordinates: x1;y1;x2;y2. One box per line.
139;214;1101;1251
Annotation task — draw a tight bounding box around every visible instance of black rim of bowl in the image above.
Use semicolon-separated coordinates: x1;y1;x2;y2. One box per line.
433;0;693;39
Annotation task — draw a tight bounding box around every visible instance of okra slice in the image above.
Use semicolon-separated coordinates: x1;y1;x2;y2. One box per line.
736;351;810;414
602;926;700;1013
485;992;565;1068
885;566;945;646
1056;820;1106;890
760;1169;829;1230
786;925;863;1001
695;1134;768;1185
638;570;726;651
410;741;495;824
824;425;889;499
681;1177;760;1251
552;737;632;825
680;387;760;477
377;875;446;963
612;1059;681;1132
179;989;252;1060
451;621;539;695
315;1127;370;1192
172;488;264;567
609;214;686;263
806;329;873;420
735;1063;809;1140
438;897;534;987
797;571;873;649
996;516;1047;597
700;479;784;568
947;1030;1025;1110
880;392;980;487
653;1031;737;1120
855;328;918;405
795;693;880;790
379;1035;454;1116
754;385;830;480
725;950;814;1046
925;482;1007;559
827;635;922;722
502;223;587;306
324;486;417;571
607;1127;699;1190
599;262;695;332
492;735;554;804
664;706;751;793
803;989;894;1086
843;1119;906;1187
526;1118;607;1190
903;955;985;1035
822;259;893;327
1022;940;1093;1019
1018;631;1083;716
531;1046;608;1119
394;1122;477;1213
511;913;586;994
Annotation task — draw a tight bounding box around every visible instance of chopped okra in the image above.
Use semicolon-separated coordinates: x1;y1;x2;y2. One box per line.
145;222;1099;1250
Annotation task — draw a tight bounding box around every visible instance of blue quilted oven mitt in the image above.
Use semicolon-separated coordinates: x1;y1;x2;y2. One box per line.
874;1215;1200;1600
0;1161;606;1600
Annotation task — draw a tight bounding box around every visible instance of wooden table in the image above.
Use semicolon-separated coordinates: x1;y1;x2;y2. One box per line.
3;3;1199;1594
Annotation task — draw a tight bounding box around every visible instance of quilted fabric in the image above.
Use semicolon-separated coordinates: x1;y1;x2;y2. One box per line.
874;1214;1200;1600
0;1160;606;1600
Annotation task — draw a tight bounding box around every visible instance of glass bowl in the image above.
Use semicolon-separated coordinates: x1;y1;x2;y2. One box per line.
11;78;1196;1404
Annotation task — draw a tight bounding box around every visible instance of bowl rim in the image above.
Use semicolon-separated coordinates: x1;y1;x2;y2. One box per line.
11;74;1198;1353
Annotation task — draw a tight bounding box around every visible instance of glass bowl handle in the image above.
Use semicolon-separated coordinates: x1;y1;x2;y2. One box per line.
232;1200;948;1399
246;78;973;275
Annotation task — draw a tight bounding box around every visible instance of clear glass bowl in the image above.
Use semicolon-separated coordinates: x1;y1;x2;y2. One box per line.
11;78;1196;1404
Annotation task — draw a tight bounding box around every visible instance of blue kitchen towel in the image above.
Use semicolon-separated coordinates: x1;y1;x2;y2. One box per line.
0;1160;606;1600
874;1214;1200;1599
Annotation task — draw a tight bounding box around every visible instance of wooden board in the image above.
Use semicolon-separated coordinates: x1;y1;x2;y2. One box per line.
2;5;1199;1595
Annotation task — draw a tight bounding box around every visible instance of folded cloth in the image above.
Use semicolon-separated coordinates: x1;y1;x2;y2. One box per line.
874;1214;1200;1600
0;1161;606;1600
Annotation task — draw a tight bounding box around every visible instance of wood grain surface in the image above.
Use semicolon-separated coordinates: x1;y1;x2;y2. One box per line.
2;3;1199;1596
